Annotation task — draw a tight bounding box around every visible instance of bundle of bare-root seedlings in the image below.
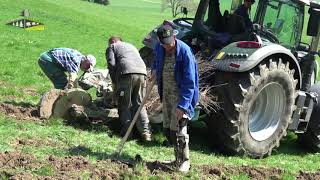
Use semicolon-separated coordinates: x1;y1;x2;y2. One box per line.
145;71;161;116
145;51;220;118
196;53;220;114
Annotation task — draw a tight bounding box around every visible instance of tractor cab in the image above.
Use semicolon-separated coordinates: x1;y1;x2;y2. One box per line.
187;0;254;50
254;0;305;50
190;0;308;52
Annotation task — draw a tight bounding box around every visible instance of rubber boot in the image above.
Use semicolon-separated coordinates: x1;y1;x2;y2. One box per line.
176;119;190;173
171;130;179;166
176;134;190;173
163;130;177;166
162;128;173;147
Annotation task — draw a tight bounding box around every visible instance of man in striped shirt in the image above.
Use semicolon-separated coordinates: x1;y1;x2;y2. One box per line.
38;48;96;89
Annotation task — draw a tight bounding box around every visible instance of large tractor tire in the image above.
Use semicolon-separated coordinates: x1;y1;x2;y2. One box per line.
298;83;320;151
209;59;297;158
139;46;154;68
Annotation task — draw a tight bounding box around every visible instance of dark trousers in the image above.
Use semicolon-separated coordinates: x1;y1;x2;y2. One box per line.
38;52;67;89
117;74;150;135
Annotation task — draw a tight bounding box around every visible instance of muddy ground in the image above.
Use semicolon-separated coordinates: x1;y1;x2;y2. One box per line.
0;102;39;120
0;151;319;179
0;102;320;179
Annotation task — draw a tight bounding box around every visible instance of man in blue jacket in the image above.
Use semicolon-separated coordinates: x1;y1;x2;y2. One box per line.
151;25;199;173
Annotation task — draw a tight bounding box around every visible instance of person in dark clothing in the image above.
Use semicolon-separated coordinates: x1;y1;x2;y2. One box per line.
106;36;151;142
206;0;224;32
234;0;255;29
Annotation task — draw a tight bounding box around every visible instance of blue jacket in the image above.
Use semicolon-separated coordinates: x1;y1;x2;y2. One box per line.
152;39;199;119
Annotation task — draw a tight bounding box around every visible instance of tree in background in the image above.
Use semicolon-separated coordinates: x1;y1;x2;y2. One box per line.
161;0;197;17
87;0;110;6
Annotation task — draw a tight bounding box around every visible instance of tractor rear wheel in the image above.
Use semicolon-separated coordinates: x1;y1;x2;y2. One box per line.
298;83;320;151
210;59;297;158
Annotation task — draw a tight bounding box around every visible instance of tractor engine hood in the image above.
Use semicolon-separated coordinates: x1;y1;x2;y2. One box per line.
212;41;297;72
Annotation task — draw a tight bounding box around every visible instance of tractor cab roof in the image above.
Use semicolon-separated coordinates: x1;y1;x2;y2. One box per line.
288;0;320;7
298;0;310;5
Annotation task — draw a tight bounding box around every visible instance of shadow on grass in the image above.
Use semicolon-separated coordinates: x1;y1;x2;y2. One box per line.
136;120;220;155
67;145;176;173
272;132;310;156
65;119;316;159
65;117;121;135
3;100;37;108
5;97;310;158
188;121;311;157
67;145;136;166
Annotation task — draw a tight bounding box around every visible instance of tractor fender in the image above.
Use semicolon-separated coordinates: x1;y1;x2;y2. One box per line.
213;43;302;88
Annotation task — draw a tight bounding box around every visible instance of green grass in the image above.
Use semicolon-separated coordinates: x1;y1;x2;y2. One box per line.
0;115;319;177
0;0;320;178
0;0;170;102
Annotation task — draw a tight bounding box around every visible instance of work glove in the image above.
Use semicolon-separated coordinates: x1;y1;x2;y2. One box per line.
65;73;78;90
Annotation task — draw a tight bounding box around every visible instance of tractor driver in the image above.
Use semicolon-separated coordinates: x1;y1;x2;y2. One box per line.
234;0;255;30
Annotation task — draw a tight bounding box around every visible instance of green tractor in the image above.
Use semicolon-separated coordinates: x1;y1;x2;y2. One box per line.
141;0;320;158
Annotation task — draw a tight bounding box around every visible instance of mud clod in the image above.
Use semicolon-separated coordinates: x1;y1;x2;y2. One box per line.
201;164;284;180
297;170;320;180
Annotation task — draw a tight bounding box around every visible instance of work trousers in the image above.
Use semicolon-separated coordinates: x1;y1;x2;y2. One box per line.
162;53;189;165
162;93;190;165
38;52;67;89
117;74;150;135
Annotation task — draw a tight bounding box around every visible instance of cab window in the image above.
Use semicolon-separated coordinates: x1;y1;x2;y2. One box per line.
263;0;303;48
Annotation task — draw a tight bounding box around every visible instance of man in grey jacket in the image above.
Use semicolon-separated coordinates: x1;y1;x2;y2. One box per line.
106;36;151;141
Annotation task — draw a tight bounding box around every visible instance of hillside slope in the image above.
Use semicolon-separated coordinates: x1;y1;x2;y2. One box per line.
0;0;169;98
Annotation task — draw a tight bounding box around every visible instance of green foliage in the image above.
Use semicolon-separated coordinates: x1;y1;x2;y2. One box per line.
86;0;110;6
161;0;197;17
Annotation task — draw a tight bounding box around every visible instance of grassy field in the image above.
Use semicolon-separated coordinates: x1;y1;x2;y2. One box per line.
0;0;171;103
0;0;320;179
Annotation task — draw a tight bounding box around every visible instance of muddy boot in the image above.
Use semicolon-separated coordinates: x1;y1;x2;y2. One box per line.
163;130;177;166
176;138;190;173
176;119;190;173
162;128;173;147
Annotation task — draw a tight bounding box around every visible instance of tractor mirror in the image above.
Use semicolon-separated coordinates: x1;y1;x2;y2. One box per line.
307;7;320;36
296;42;310;52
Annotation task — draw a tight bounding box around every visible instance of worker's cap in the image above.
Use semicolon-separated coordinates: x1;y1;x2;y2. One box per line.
86;54;96;72
86;54;96;67
156;25;177;45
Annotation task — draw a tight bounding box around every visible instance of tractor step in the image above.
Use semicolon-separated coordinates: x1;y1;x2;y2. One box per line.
289;91;316;133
